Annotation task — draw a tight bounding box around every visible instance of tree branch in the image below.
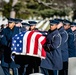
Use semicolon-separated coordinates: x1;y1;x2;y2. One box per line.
36;0;74;10
36;0;65;10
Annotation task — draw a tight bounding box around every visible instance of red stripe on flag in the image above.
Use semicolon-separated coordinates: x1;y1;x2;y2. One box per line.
41;37;46;57
26;31;35;53
41;37;46;45
33;34;41;55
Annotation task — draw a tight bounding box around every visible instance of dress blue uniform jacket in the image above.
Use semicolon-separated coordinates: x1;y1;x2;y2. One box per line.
58;27;68;62
40;29;63;70
73;31;76;56
0;26;20;68
66;28;75;57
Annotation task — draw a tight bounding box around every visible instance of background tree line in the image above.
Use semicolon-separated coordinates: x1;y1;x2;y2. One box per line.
1;0;76;20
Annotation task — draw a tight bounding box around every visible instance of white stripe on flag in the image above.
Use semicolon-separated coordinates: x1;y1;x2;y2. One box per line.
23;31;31;54
38;36;45;57
29;32;41;55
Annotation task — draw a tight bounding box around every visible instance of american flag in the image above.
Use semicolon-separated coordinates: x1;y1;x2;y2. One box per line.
11;31;46;59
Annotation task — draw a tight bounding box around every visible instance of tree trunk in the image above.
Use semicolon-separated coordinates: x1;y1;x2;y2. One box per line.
10;0;18;18
10;9;16;18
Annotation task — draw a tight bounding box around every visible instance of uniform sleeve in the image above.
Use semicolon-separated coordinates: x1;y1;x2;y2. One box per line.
68;32;75;49
0;29;8;46
61;30;68;44
50;33;62;50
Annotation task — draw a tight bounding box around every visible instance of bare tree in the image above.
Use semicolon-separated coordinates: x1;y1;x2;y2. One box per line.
10;0;18;18
36;0;75;10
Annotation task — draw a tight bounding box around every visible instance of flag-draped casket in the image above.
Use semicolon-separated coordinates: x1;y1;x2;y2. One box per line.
11;31;46;60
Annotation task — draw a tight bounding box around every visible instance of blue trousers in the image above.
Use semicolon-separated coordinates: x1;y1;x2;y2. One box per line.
40;67;49;75
58;61;68;75
2;67;18;75
18;65;27;75
53;70;57;75
40;67;54;75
